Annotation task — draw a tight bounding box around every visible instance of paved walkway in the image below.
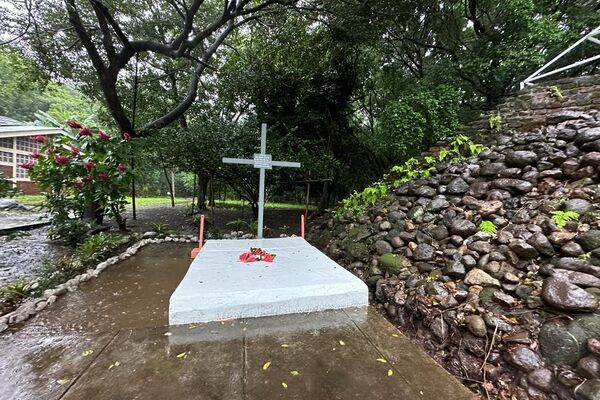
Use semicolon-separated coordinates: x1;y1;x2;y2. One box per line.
0;212;48;232
0;244;474;400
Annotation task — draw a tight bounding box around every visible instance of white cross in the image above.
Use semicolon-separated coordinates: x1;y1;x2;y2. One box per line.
222;123;301;239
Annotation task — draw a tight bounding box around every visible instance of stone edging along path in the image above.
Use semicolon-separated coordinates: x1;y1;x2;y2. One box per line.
0;234;197;333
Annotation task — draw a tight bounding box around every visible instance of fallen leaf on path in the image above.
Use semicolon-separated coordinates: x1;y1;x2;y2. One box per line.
177;352;187;359
290;371;300;376
56;379;69;385
376;358;387;363
164;332;172;336
262;361;271;370
339;340;345;346
281;382;288;389
108;361;121;370
391;334;399;337
83;350;94;357
387;369;393;377
281;344;290;348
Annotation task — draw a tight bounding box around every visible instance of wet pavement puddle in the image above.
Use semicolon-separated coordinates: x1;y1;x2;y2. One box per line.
0;243;473;400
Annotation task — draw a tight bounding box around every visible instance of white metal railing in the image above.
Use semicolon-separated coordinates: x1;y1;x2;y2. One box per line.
520;25;600;89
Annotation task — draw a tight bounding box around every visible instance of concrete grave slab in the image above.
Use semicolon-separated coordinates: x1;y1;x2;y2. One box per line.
169;237;368;324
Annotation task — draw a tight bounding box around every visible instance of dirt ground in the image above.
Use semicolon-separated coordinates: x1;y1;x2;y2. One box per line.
0;204;308;285
123;204;307;238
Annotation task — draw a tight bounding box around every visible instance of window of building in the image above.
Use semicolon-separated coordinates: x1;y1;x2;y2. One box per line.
15;153;33;179
0;137;13;149
16;137;42;152
0;151;12;163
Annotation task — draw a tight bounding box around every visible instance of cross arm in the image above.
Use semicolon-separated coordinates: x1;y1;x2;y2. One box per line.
222;157;255;165
271;161;301;168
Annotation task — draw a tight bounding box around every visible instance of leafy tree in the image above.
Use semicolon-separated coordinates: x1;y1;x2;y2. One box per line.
3;0;299;135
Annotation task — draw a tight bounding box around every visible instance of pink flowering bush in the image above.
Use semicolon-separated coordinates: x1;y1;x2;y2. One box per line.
26;121;133;243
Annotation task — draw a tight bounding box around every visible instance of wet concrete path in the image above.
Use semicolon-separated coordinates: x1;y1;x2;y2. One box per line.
0;244;474;400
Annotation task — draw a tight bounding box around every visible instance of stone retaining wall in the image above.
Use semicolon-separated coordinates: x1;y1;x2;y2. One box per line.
465;75;600;137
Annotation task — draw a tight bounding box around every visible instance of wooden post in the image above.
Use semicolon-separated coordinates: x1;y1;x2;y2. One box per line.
304;181;311;220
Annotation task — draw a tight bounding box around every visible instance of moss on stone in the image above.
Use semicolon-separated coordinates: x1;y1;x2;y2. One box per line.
378;253;410;275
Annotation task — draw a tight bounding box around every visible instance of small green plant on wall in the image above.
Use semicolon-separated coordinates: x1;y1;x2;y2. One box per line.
550;210;579;229
488;113;502;131
548;85;563;100
479;220;498;235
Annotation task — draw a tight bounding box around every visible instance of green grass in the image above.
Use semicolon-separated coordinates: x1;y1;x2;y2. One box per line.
15;195;314;210
125;197;191;208
14;195;45;206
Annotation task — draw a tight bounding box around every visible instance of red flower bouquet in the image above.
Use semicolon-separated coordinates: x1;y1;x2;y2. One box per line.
239;247;276;263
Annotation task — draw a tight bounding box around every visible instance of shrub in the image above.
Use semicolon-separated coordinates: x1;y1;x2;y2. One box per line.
150;222;170;237
74;233;123;265
226;218;258;235
0;278;30;303
26;121;132;244
0;171;16;198
36;256;84;293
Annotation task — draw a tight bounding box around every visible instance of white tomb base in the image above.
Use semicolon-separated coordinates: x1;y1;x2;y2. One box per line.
169;237;368;325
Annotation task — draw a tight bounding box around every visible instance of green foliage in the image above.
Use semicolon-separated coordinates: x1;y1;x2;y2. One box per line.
226;219;258;235
548;86;563;99
336;182;388;217
479;220;498;235
550;210;580;229
0;277;30;302
0;171;16;198
150;223;170;237
27;121;132;243
370;85;460;165
391;135;485;186
36;256;84;293
335;135;485;217
73;233;123;265
0;48;101;123
489;113;502;131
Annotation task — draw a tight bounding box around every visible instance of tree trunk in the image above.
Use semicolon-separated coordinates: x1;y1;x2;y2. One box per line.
83;200;104;225
197;174;209;211
162;165;175;207
318;180;330;213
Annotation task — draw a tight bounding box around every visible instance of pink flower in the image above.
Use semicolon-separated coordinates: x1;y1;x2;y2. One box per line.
54;155;70;165
32;135;46;143
239;252;256;263
116;164;127;172
83;174;93;183
84;161;95;170
19;162;35;170
79;127;92;136
98;172;109;181
98;130;110;141
31;152;41;159
66;121;82;129
121;132;132;141
239;248;276;263
70;146;79;156
73;180;83;190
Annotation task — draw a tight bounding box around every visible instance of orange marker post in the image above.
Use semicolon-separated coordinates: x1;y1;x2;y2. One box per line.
301;214;305;239
190;214;205;259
